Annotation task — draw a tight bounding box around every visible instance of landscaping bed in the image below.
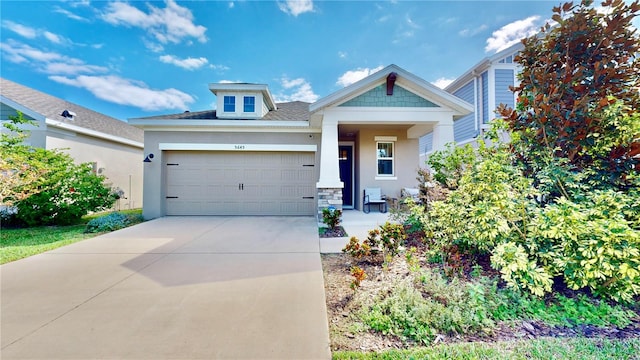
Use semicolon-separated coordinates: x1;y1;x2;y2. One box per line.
321;251;640;354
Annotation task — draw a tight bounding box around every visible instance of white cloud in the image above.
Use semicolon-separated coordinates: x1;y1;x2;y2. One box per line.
432;77;455;89
43;31;63;44
68;0;91;7
44;61;107;75
228;1;235;9
159;54;208;70
485;16;541;53
338;51;347;59
1;21;72;46
277;0;314;16
0;40;64;64
336;66;384;87
49;75;195;111
2;21;37;38
1;40;104;75
210;64;230;72
459;24;488;37
53;6;88;22
102;0;207;44
275;77;319;103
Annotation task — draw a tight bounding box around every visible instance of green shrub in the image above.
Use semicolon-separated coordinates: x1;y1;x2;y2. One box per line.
322;206;342;229
426;142;476;190
357;269;499;344
14;150;117;226
366;222;407;257
85;212;141;233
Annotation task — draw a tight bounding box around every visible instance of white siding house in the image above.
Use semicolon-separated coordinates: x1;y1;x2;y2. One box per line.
420;42;521;163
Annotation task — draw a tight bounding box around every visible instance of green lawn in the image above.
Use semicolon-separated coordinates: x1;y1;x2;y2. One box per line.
0;209;143;264
333;337;640;360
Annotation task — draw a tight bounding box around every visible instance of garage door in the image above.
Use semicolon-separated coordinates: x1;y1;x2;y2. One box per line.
164;151;316;215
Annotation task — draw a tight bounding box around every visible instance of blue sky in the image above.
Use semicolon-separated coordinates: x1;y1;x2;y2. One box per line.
1;0;623;121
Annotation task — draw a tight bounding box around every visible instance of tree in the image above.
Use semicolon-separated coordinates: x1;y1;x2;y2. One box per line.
0;112;48;206
1;111;117;226
498;0;640;192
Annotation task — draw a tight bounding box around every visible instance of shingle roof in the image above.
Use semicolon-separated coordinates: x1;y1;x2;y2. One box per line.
131;101;311;122
0;78;143;143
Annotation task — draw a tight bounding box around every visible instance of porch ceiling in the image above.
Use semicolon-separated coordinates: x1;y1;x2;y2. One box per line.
338;124;432;138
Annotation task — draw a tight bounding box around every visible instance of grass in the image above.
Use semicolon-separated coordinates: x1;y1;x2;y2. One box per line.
333;337;640;359
1;209;143;264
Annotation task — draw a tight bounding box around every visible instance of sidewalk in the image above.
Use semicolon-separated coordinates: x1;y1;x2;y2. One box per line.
319;209;392;253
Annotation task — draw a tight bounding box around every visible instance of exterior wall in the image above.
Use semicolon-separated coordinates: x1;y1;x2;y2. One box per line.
481;71;489;124
356;127;420;207
340;85;439;108
419;131;433;155
452;81;477;142
495;69;515;109
1;103;47;147
142;130;320;219
46;133;144;210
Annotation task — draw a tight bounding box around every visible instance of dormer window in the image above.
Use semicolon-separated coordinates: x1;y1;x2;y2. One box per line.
223;96;235;112
243;96;255;113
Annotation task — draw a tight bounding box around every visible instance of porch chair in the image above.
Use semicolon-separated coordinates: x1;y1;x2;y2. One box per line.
400;188;421;205
363;188;387;214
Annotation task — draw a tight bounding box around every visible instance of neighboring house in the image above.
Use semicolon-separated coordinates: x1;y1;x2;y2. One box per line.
419;42;521;164
0;78;144;210
130;64;473;219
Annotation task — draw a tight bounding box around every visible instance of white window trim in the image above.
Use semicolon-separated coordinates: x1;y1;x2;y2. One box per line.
243;96;255;113
223;96;236;112
376;140;395;177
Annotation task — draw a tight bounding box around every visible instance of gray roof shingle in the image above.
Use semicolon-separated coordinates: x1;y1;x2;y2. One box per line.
131;101;311;122
0;78;143;143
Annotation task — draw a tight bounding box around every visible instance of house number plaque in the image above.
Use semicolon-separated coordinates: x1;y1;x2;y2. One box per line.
234;145;246;150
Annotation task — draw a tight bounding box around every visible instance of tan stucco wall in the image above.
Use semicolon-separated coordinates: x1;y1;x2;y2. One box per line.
47;133;144;210
355;127;421;209
142;130;321;219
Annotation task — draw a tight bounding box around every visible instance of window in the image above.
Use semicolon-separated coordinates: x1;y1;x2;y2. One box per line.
376;142;394;176
243;96;255;112
223;96;235;112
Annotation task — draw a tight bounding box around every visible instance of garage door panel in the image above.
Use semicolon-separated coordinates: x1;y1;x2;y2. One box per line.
165;151;316;216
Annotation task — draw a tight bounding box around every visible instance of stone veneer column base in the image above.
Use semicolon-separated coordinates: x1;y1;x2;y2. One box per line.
317;187;343;223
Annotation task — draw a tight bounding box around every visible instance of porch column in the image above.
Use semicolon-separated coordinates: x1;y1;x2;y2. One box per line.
316;116;343;221
431;120;455;151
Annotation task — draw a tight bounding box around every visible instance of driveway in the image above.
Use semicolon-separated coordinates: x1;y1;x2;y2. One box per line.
1;217;331;359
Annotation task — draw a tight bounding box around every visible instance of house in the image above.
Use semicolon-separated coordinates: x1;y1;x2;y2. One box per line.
419;42;522;163
0;78;145;210
130;64;473;220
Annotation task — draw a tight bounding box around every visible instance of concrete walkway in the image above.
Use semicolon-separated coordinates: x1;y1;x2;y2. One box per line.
1;217;331;359
319;210;392;253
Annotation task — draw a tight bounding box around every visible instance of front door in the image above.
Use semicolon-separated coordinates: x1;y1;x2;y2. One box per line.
339;144;354;208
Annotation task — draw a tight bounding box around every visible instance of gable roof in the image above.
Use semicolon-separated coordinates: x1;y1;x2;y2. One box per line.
444;42;523;93
0;78;143;146
310;64;473;116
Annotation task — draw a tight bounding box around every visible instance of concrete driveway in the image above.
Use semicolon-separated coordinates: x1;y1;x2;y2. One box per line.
1;217;331;359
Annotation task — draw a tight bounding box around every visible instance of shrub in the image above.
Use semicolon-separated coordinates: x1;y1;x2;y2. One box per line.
365;222;407;257
342;236;372;259
357;269;499;344
322;206;342;230
426;143;476;190
350;266;367;289
84;212;140;233
14;150;117;226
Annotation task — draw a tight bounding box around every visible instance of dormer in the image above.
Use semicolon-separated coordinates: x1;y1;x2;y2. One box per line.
208;83;277;119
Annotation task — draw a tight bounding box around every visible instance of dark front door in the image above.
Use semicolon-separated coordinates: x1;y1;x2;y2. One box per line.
339;145;354;208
